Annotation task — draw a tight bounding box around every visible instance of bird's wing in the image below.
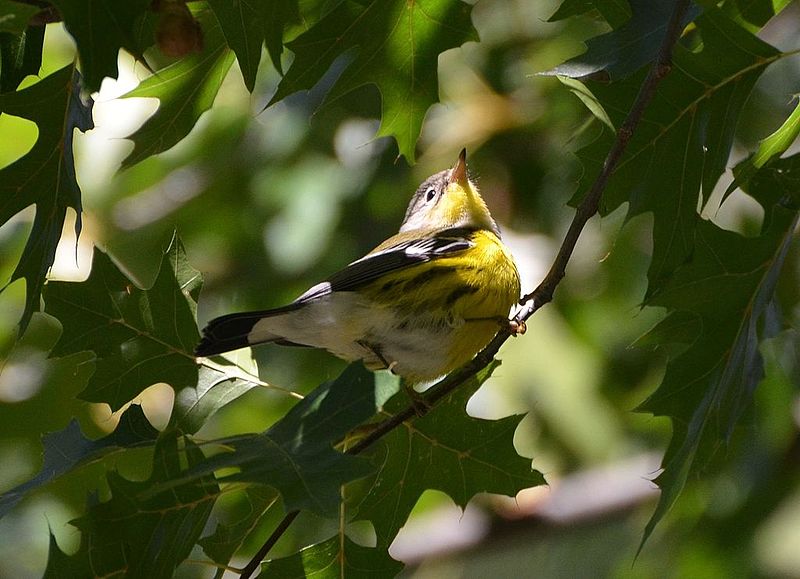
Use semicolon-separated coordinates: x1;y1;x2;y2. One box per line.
293;228;475;303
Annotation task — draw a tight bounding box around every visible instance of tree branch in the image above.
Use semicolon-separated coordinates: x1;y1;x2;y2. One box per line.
239;2;692;575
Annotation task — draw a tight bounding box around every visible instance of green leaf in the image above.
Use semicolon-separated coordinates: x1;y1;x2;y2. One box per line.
571;9;781;295
199;485;279;577
270;0;478;161
0;25;44;92
145;363;398;518
0;65;92;333
208;0;298;90
544;0;699;80
49;0;151;92
349;362;544;546
172;363;258;434
44;234;201;410
727;0;793;28
261;535;404;579
122;8;234;168
0;405;159;518
548;0;632;28
638;163;800;545
44;433;218;578
726;100;800;199
0;1;38;34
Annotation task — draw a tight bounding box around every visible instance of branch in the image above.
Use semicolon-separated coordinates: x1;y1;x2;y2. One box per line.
239;2;692;575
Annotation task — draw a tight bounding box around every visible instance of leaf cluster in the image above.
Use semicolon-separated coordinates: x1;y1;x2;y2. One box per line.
0;0;799;577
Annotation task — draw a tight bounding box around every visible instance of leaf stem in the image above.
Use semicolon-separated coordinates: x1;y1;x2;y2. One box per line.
239;1;692;575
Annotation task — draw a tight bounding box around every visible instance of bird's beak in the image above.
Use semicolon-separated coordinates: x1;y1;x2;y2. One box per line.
451;148;468;186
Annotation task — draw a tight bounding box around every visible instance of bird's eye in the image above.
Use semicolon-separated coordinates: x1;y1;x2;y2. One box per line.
425;188;437;203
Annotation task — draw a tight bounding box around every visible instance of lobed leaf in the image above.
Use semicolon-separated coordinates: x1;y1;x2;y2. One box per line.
207;0;298;90
637;156;800;546
544;0;699;80
44;234;201;410
269;0;478;161
144;363;398;518
121;8;234;168
49;0;151;92
571;9;781;296
349;362;544;546
0;405;159;518
0;65;92;333
44;433;217;578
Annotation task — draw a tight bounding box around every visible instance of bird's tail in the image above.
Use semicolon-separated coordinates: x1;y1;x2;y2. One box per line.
195;306;301;356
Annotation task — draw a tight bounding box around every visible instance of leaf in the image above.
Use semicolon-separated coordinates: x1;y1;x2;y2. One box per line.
121;8;234;168
269;0;478;161
0;65;93;333
145;363;398;518
637;159;800;545
44;234;202;410
0;0;38;34
543;0;700;80
548;0;632;28
207;0;298;89
261;535;404;578
571;9;781;296
0;405;159;519
44;433;218;578
726;100;800;200
172;363;258;434
48;0;151;92
349;362;544;546
0;25;44;92
744;152;800;214
199;485;279;577
727;0;793;28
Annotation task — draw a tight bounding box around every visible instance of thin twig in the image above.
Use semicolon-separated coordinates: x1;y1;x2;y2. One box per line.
239;2;692;575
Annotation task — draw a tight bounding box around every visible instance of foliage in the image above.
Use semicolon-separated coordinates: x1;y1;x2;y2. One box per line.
0;0;798;577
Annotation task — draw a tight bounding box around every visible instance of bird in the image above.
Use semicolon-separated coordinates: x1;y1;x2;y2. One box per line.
196;149;521;383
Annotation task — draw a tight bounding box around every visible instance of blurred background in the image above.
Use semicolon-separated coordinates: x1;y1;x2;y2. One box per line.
1;0;799;577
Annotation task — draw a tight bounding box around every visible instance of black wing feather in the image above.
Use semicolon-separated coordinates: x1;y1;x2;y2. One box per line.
325;228;474;293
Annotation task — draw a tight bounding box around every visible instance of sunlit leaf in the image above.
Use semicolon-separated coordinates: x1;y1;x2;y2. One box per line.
207;0;297;89
261;535;403;578
0;405;158;518
269;0;478;161
44;234;201;410
121;9;234;168
172;363;258;434
0;65;92;333
349;362;544;546
726;101;800;199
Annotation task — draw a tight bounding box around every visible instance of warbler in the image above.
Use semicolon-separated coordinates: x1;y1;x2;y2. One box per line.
196;150;521;383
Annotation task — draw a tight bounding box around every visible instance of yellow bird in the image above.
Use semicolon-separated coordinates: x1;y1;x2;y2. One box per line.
196;150;521;383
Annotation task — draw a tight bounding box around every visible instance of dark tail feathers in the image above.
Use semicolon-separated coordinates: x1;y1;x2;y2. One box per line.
195;311;271;356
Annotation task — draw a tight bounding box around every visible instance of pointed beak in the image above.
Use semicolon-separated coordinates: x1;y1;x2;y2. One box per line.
450;148;468;186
